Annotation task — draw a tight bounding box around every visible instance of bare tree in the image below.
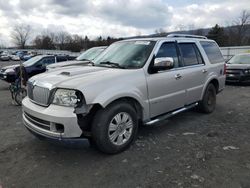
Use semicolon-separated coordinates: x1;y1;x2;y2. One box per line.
56;31;70;50
233;10;250;45
11;24;32;49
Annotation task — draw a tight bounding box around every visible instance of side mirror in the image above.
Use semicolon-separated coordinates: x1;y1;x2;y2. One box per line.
153;57;174;71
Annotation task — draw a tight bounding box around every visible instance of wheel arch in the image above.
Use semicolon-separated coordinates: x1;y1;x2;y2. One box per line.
102;96;144;121
201;77;219;100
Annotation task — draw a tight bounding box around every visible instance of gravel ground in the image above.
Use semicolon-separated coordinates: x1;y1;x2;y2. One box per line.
0;61;250;188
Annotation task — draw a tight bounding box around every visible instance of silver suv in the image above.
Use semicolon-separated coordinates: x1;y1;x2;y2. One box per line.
22;34;226;153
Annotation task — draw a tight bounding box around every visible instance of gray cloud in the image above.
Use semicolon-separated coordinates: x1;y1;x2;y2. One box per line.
49;0;91;16
0;0;250;47
95;0;172;29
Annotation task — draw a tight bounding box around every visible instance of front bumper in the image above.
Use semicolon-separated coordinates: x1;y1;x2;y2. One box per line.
226;74;250;83
22;97;83;139
0;72;16;83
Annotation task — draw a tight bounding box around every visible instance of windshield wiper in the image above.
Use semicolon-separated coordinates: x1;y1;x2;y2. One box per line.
99;61;125;69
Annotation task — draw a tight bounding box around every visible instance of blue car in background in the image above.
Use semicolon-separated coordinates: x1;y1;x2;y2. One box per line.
0;55;75;83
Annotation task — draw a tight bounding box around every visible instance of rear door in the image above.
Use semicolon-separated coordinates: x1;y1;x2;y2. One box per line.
176;41;207;104
199;41;225;91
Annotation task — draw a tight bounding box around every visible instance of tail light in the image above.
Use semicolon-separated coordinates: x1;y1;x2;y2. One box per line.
223;63;226;75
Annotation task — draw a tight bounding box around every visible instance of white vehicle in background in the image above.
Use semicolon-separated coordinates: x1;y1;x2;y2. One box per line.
47;46;107;71
0;52;10;61
11;55;21;61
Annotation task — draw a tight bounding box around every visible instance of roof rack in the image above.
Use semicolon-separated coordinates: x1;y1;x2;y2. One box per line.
167;34;207;39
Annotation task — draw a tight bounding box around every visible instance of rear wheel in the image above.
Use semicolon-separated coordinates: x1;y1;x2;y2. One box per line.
91;102;138;154
198;83;216;113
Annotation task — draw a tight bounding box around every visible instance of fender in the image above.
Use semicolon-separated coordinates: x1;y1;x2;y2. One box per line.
200;75;218;100
90;85;150;120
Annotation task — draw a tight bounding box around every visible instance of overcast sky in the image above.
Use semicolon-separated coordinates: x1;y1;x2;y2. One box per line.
0;0;249;46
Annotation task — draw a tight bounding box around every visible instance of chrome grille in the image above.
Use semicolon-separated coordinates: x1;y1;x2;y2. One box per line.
27;82;50;106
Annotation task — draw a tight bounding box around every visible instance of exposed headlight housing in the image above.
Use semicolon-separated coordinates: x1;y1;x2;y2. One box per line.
52;89;83;107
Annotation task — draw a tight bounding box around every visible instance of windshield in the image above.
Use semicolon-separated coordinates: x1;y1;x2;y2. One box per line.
76;47;105;61
93;41;156;69
228;54;250;64
23;56;43;66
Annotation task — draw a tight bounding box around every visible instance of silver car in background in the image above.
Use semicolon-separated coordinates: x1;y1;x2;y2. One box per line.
46;46;106;71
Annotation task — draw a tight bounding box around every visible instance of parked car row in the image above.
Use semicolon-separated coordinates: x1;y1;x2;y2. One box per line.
1;50;25;61
0;47;106;83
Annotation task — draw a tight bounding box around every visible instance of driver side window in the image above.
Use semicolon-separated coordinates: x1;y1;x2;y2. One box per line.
156;42;179;68
35;60;43;67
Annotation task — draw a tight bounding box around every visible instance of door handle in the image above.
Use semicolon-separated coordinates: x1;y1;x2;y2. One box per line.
202;69;207;73
175;74;182;80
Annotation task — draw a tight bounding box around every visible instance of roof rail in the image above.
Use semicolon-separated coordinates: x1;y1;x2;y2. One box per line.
167;34;207;39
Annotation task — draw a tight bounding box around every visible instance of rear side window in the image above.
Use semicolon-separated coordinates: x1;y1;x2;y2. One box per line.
200;41;224;64
178;43;200;66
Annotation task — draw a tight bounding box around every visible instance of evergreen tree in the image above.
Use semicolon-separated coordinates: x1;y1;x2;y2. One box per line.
207;24;228;46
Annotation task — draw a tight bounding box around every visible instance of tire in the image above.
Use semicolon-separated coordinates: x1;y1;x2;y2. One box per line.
91;101;138;154
198;83;216;113
15;88;27;106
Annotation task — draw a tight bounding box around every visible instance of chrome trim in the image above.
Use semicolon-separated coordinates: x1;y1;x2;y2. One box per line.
145;102;198;125
33;80;54;90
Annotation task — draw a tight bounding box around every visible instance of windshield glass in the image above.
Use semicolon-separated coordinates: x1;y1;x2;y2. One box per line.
228;54;250;64
76;47;105;61
93;41;156;69
23;56;43;66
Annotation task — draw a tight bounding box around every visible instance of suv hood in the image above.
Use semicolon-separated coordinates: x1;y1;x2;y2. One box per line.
226;63;250;69
30;66;137;90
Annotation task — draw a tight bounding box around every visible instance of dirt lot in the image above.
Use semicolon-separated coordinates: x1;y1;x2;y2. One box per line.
0;61;250;188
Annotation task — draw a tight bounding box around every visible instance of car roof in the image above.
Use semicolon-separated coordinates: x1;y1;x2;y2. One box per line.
121;34;214;43
122;37;214;42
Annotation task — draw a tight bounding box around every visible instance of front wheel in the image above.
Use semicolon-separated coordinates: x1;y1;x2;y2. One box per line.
15;88;27;106
198;84;216;113
91;102;138;154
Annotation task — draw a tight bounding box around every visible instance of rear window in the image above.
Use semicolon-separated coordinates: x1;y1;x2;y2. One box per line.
200;41;224;64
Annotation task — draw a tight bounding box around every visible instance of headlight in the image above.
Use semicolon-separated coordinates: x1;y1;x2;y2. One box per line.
244;69;250;74
52;89;83;107
5;68;15;73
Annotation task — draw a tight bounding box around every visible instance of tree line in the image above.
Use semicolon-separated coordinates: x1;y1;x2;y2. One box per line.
10;26;122;52
9;10;250;51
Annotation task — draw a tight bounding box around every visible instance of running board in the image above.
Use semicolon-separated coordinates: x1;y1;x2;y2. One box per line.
145;102;198;126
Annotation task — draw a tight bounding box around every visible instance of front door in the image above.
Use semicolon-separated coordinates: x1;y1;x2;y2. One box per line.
146;42;187;118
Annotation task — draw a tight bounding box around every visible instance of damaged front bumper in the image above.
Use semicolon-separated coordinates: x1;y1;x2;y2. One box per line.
22;97;88;140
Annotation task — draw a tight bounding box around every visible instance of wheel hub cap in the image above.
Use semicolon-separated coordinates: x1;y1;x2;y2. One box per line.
108;112;133;146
